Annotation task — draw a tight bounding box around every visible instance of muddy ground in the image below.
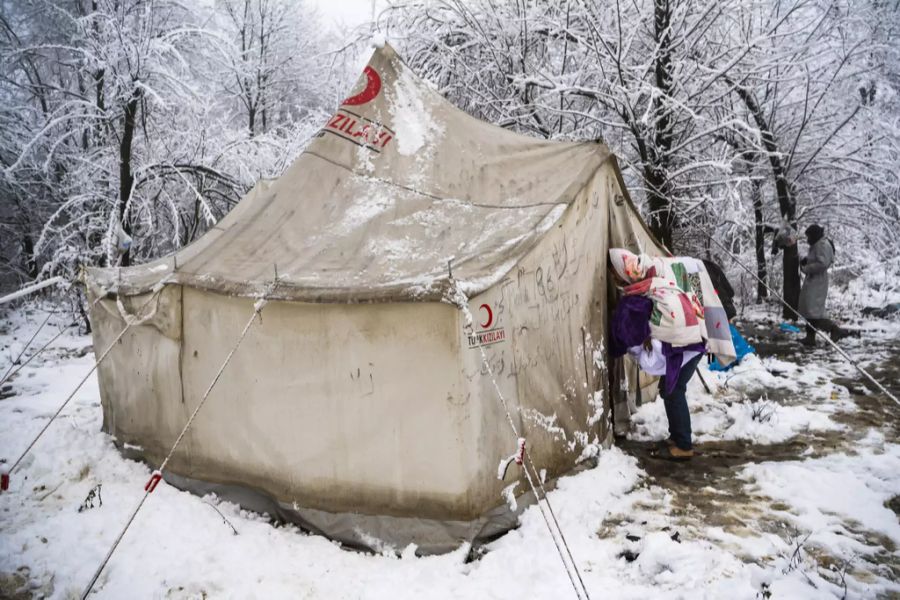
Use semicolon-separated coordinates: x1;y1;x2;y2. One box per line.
616;315;900;593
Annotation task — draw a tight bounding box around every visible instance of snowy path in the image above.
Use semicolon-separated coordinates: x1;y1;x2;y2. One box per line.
0;305;898;599
623;312;900;599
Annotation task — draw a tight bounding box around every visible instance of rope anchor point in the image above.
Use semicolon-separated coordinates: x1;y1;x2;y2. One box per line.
144;470;162;493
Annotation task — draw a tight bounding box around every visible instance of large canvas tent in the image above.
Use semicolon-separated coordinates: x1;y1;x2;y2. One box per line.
85;44;663;553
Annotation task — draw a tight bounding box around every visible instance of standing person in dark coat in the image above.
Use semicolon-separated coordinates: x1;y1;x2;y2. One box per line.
799;224;848;346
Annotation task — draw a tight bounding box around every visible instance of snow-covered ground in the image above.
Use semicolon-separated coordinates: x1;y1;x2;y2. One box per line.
1;296;898;599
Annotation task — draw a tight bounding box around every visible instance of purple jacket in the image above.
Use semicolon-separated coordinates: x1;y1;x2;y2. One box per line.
610;295;705;394
610;295;653;359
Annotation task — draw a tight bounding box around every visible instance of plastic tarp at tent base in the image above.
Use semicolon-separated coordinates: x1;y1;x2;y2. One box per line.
85;43;665;554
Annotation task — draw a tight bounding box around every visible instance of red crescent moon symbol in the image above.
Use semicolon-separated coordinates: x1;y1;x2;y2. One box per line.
342;66;381;106
479;304;493;329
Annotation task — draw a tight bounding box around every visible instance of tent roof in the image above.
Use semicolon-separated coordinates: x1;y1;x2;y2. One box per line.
88;44;612;302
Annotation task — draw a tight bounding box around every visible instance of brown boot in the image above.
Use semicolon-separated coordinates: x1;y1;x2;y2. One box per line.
669;446;694;460
652;444;694;461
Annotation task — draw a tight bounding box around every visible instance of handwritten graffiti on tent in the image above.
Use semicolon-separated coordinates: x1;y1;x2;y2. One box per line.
84;44;665;554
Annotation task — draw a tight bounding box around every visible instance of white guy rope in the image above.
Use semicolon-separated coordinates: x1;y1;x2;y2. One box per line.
0;278;75;386
80;488;153;600
0;285;111;388
2;269;179;391
0;310;58;387
448;283;591;600
0;325;72;388
675;207;900;407
6;287;165;475
81;283;276;599
157;293;271;476
0;276;64;305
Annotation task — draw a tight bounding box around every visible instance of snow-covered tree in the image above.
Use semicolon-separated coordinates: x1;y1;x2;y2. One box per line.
0;0;332;287
214;0;327;137
378;0;900;311
1;0;897;317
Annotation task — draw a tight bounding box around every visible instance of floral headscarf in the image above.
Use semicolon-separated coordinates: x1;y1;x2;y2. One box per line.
609;248;649;283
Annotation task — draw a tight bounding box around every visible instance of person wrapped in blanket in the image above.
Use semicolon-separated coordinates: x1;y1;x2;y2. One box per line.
609;249;737;461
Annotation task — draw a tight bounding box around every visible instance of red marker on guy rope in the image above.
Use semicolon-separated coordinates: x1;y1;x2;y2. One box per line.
144;470;162;493
515;437;526;465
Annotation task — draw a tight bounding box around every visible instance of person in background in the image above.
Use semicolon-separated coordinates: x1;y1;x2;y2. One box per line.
799;224;849;347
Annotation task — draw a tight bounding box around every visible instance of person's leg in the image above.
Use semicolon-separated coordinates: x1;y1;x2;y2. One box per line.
801;321;817;346
660;386;677;443
665;383;692;451
654;369;676;449
662;354;703;451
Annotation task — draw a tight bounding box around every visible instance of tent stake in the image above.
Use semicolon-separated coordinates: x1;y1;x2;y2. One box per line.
696;370;712;394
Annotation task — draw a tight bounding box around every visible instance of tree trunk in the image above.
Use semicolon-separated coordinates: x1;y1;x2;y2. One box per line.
647;0;676;250
774;173;800;319
21;233;37;279
728;79;800;318
91;1;105;148
118;89;140;267
750;179;768;301
782;246;800;319
645;166;674;249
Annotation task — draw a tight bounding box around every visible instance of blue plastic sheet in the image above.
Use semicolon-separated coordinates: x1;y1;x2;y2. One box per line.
709;324;755;371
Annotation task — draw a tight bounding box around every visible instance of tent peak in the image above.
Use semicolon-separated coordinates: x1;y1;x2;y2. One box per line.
87;40;614;303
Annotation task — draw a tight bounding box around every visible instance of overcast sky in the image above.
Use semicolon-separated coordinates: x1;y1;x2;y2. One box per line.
310;0;383;29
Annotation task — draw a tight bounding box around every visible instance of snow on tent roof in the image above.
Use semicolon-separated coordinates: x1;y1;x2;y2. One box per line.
88;44;612;302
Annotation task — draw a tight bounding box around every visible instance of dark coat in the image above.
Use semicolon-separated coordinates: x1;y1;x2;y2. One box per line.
702;259;737;321
799;238;834;319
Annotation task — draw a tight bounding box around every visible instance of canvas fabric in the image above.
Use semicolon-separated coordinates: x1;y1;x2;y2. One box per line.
695;267;737;366
623;257;705;346
616;254;736;366
84;44;672;554
86;44;609;303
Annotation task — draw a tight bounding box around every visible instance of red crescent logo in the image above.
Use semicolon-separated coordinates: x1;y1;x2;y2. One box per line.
342;66;381;106
479;304;493;329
